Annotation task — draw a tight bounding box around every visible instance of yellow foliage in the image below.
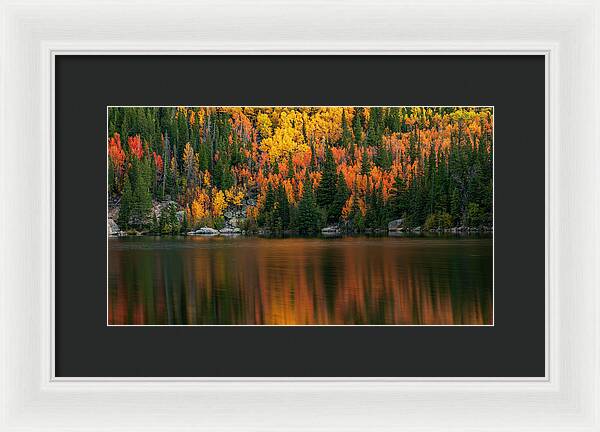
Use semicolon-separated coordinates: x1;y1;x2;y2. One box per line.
256;113;272;138
211;188;227;217
203;171;211;187
225;187;245;206
182;142;194;178
189;188;210;224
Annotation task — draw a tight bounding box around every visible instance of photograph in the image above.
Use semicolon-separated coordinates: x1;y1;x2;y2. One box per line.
107;106;493;326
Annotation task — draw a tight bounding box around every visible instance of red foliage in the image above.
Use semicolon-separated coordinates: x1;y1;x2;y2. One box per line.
128;135;143;160
107;132;125;174
152;151;164;173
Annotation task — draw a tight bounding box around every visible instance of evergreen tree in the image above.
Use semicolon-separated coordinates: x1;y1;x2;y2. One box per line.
341;109;353;150
126;158;153;229
274;184;290;230
352;108;362;147
390;173;407;218
118;173;132;229
330;172;350;223
365;107;383;148
350;190;364;232
360;149;371;175
386;107;401;133
298;175;320;234
181;211;189;234
264;183;276;213
316;146;338;209
375;140;392;170
168;203;180;233
364;182;386;229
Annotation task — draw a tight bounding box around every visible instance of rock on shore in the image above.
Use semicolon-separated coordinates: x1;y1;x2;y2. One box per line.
107;218;121;236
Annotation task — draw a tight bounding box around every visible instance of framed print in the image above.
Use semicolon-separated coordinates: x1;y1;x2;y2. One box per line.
55;55;542;378
1;1;599;431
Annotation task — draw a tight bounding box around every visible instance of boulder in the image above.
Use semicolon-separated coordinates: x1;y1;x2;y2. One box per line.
107;218;120;236
219;227;242;235
194;227;219;235
388;219;404;231
322;226;341;236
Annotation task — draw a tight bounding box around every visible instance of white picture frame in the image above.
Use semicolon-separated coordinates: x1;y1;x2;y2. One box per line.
1;0;598;430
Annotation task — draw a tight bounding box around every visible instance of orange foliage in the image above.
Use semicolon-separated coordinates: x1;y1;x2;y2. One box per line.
108;132;125;175
127;135;143;160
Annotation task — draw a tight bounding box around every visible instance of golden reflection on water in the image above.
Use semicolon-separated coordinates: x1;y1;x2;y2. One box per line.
108;236;493;325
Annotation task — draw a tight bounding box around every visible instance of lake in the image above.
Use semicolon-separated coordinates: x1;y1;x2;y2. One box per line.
108;236;493;325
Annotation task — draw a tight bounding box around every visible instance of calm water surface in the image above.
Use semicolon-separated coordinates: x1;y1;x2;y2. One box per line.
108;236;493;325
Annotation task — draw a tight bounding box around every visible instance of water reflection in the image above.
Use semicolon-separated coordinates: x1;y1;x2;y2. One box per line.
108;236;493;325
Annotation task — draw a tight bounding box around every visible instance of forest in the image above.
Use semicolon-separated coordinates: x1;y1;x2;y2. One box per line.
107;106;493;235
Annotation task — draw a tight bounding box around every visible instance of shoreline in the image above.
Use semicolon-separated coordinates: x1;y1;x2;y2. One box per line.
108;229;493;239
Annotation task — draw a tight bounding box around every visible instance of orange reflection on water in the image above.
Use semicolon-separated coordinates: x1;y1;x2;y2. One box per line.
108;237;493;325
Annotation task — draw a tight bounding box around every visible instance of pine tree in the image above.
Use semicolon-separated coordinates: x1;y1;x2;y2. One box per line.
129;159;152;229
274;184;290;230
365;107;383;148
264;183;276;213
360;149;371;175
375;140;392;170
181;211;189;234
118;173;132;229
390;173;407;218
330;172;350;223
341;109;353;150
316;146;338;209
352;108;362;147
386;107;401;133
364;182;377;228
298;174;319;234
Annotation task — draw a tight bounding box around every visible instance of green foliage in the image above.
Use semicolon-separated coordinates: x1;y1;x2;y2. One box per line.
466;203;485;228
159;203;181;235
274;184;290;230
316;147;338;211
118;174;132;229
424;212;453;231
360;149;371;175
341;110;353;151
330;172;350;223
365;184;387;229
298;176;320;234
352;109;362;147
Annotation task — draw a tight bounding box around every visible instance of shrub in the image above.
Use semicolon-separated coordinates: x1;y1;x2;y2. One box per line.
466;203;484;227
424;212;453;231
